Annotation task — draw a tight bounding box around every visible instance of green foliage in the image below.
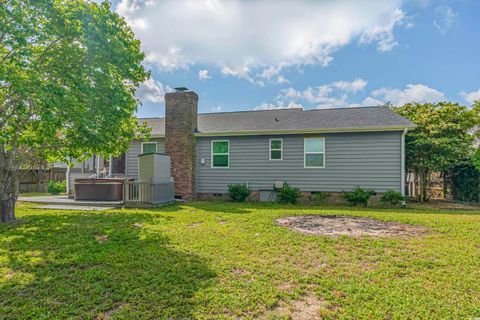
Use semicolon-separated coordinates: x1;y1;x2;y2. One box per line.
393;102;479;173
446;165;479;203
311;192;330;203
47;180;66;195
343;186;375;207
393;102;480;201
380;190;406;206
277;183;302;204
0;0;149;161
472;149;480;172
227;183;251;202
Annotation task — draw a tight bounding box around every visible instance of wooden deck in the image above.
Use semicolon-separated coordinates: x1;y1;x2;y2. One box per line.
18;195;123;208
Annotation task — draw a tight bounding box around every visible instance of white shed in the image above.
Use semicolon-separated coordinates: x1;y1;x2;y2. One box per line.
137;153;171;182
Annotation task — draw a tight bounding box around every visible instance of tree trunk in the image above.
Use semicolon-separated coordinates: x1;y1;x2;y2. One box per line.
0;147;17;223
418;168;429;203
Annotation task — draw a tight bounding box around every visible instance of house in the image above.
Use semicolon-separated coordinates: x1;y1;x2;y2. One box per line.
103;89;415;201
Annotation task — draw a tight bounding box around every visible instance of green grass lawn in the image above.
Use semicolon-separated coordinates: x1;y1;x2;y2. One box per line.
1;202;479;319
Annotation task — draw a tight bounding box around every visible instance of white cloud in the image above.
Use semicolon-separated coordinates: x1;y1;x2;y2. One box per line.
136;78;172;103
116;0;407;82
254;101;303;110
221;65;264;86
361;96;385;106
262;82;448;110
359;9;408;52
460;89;480;104
198;69;211;81
258;66;290;84
347;97;385;108
333;78;368;92
368;84;445;105
276;79;368;109
433;5;457;34
276;75;290;84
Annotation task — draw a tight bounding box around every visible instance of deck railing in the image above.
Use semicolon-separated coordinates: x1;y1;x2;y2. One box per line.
124;180;175;207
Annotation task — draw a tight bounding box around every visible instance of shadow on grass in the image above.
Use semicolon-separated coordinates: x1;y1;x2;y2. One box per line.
0;210;216;319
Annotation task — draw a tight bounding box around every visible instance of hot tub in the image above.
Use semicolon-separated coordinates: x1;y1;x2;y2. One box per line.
74;178;128;201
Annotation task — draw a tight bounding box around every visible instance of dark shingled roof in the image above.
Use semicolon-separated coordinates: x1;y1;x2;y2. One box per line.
139;106;415;136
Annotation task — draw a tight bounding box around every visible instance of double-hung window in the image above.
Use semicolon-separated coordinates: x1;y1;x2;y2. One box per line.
141;142;157;154
269;139;283;160
304;138;325;168
211;140;229;168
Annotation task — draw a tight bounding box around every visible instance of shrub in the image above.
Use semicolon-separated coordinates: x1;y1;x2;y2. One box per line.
47;180;66;195
311;192;330;204
277;183;302;204
381;190;406;206
342;186;375;207
227;183;251;202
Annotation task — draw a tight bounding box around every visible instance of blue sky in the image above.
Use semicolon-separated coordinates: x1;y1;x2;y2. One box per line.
106;0;480;118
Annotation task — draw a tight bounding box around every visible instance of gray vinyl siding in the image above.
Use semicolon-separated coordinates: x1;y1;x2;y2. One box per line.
126;138;165;179
196;132;402;193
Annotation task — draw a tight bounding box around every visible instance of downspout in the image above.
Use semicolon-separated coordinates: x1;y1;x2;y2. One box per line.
96;155;100;178
66;157;71;196
66;165;71;195
401;128;408;197
108;155;113;177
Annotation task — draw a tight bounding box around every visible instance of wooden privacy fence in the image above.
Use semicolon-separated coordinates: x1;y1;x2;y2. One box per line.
18;168;67;193
124;180;175;207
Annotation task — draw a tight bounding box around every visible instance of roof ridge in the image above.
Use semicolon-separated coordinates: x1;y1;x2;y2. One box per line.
137;105;393;121
198;108;303;116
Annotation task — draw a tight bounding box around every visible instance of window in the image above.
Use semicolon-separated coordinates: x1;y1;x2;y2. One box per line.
211;140;229;168
304;138;325;168
141;142;157;154
269;139;283;160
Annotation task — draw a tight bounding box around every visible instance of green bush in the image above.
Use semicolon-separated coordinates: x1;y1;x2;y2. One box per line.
380;190;406;206
277;183;302;204
311;192;330;203
47;180;66;195
343;186;375;207
227;183;251;202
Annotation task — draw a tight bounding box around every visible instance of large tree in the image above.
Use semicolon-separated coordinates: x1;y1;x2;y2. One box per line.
0;0;149;222
393;102;480;202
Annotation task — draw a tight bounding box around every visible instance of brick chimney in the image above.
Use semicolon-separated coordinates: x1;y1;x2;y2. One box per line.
164;89;198;201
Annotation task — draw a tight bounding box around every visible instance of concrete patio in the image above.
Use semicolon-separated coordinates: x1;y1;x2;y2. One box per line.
18;195;122;211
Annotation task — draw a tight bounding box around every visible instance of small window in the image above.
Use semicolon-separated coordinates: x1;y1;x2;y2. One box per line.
269;139;283;160
141;142;157;154
211;140;229;168
304;138;325;168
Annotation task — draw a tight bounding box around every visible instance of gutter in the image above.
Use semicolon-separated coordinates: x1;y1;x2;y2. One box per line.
401;128;408;196
193;125;416;137
150;125;416;138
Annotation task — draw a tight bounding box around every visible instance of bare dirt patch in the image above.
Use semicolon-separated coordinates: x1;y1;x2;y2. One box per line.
276;215;429;238
262;292;325;320
97;303;128;320
188;222;204;228
95;235;108;243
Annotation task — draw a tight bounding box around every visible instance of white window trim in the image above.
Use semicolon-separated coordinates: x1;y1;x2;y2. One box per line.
269;138;283;161
211;140;229;168
304;137;325;168
141;141;157;154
